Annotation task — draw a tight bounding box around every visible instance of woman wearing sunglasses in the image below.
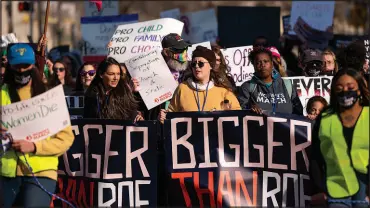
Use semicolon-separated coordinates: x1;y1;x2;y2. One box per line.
75;62;97;92
48;59;75;95
159;46;240;122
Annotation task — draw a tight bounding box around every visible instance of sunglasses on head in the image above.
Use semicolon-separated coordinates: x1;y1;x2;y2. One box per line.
80;70;96;77
191;61;208;68
53;67;65;72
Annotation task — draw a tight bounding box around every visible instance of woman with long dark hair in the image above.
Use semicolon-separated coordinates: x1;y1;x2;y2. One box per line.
74;62;97;92
48;59;75;94
1;43;74;207
310;68;369;207
84;57;143;121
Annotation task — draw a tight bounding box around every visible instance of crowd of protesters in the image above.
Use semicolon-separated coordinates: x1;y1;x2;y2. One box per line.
1;30;369;208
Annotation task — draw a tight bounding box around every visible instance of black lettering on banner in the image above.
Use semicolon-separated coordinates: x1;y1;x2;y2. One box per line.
108;46;127;55
114;28;133;36
53;119;158;207
164;111;312;207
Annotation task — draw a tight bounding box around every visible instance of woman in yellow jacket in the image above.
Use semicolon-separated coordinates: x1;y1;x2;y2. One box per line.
311;68;369;207
1;43;74;207
159;46;240;122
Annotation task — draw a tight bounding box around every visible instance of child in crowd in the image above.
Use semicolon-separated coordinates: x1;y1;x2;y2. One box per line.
306;96;328;121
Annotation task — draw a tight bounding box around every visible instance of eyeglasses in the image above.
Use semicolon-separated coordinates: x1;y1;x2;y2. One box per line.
191;61;209;68
80;70;96;77
53;67;65;72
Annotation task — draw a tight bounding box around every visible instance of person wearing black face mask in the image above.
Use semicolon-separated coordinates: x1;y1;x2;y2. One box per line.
309;68;370;207
299;48;324;77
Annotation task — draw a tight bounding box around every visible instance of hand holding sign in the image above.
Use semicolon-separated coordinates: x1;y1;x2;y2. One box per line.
11;140;35;154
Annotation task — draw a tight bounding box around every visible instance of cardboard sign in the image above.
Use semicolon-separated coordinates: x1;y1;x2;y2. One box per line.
165;111;312;207
84;0;118;16
81;14;138;56
180;9;218;44
289;1;335;35
283;76;332;115
160;8;181;20
221;46;254;86
186;41;211;60
108;18;184;63
1;85;71;142
125;50;178;110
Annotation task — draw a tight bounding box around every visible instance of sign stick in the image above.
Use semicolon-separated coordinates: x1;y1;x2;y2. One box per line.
41;0;50;57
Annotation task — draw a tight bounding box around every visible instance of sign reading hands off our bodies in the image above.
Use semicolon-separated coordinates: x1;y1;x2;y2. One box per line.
125;50;178;110
1;85;71;142
108;18;184;63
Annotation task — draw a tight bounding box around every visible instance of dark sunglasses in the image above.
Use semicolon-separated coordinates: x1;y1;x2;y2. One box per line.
80;70;96;77
53;67;65;72
191;61;208;68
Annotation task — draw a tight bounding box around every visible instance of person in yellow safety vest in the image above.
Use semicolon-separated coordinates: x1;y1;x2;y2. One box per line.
311;68;369;207
0;43;74;208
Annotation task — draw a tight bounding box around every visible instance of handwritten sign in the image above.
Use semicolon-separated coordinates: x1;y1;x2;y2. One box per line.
125;50;178;110
1;33;18;47
283;76;332;115
289;1;335;35
186;41;211;60
108;18;184;63
84;0;118;16
160;8;181;20
180;9;218;44
221;46;254;86
81;14;138;56
1;85;71;142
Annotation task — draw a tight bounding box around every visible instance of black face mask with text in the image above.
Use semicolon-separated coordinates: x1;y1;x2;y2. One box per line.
304;61;323;77
12;69;32;87
337;90;359;109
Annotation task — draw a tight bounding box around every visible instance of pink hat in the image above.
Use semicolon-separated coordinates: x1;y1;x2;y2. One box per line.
268;47;281;59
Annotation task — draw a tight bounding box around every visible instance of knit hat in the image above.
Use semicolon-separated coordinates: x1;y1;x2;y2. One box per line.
192;46;216;69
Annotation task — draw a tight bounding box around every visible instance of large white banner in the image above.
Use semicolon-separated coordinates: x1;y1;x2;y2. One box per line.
289;1;335;35
84;0;118;16
283;76;333;115
81;14;138;56
109;18;184;63
180;9;218;44
125;50;178;110
221;46;254;86
1;85;71;142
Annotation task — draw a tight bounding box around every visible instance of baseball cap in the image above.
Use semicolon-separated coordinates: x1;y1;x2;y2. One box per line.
7;43;35;65
301;49;322;64
161;33;191;50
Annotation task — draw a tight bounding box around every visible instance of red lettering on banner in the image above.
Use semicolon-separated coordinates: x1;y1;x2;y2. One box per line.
217;171;235;207
235;171;257;206
194;171;215;208
172;172;193;207
66;179;77;206
77;180;88;207
90;182;94;206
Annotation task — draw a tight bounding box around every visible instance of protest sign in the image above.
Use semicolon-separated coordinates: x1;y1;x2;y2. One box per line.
160;8;181;20
365;39;369;69
65;96;84;120
221;46;254;86
180;9;218;44
1;85;71;142
53;119;158;207
81;14;138;56
109;18;184;63
187;41;211;61
1;33;18;47
283;76;332;115
125;50;178;110
164;111;312;207
289;1;335;36
84;0;118;16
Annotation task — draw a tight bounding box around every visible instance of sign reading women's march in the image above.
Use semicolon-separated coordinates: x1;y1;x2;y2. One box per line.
283;76;332;115
81;14;138;56
187;41;211;61
1;85;71;142
164;111;312;207
109;18;184;63
53;119;158;207
221;46;254;86
289;1;335;36
125;50;178;110
84;0;118;16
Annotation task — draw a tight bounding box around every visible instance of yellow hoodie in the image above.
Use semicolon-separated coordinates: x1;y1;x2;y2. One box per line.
168;79;241;112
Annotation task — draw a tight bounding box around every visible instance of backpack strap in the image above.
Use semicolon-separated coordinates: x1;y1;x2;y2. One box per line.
283;79;293;99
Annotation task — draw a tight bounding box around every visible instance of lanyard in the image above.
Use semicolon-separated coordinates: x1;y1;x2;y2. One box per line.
195;82;210;112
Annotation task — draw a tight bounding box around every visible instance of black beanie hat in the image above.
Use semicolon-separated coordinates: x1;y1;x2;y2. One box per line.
192;46;216;69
